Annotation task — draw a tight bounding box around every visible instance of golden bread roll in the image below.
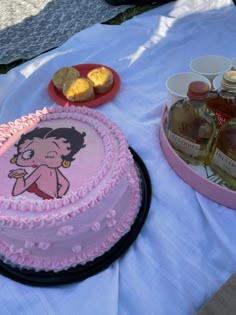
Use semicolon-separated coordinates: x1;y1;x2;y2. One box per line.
87;67;114;94
63;78;95;102
52;67;80;91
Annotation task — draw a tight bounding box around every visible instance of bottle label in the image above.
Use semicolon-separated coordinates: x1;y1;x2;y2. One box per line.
212;148;236;177
168;130;200;156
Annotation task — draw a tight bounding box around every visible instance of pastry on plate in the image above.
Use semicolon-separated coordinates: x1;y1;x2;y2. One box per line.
63;77;95;102
52;67;80;91
87;67;114;94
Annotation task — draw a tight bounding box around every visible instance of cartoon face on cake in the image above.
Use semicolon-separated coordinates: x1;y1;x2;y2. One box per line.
8;127;86;200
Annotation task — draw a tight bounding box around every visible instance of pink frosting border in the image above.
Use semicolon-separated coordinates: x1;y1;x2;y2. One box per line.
0;164;141;272
0;106;130;220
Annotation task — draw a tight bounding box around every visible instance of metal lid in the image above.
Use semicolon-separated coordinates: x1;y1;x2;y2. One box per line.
187;81;209;100
221;70;236;91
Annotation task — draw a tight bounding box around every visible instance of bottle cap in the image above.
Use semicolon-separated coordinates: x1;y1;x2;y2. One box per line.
187;81;210;100
221;70;236;91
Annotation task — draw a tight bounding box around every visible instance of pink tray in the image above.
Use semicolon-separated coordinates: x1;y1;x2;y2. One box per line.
159;106;236;210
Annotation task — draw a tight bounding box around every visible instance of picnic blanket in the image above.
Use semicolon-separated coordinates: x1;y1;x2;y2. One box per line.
0;0;131;64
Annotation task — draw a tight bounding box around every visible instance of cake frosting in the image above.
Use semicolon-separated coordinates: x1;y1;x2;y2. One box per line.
0;106;141;272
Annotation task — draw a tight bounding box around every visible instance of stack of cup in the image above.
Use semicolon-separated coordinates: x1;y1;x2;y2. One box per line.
190;55;233;92
166;55;233;109
190;55;232;84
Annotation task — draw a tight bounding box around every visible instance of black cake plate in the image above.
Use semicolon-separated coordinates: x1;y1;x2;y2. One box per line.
0;148;151;286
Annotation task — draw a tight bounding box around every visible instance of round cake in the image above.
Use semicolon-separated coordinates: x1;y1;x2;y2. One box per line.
0;106;141;272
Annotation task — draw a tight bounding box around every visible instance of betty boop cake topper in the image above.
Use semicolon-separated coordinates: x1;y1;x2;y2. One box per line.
8;127;86;200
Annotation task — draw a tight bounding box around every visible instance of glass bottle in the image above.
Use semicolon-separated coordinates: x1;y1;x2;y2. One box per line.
207;70;236;129
210;117;236;188
167;81;216;164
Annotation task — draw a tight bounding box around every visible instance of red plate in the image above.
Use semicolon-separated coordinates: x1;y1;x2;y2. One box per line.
48;64;121;107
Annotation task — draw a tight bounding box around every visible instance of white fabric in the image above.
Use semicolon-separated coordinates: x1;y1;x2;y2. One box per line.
1;0;236;314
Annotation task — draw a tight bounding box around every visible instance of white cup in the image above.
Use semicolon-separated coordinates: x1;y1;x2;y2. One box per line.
166;72;211;109
212;73;223;91
233;58;236;70
190;55;232;83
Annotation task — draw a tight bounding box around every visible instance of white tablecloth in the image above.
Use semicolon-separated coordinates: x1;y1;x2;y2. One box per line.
1;1;236;314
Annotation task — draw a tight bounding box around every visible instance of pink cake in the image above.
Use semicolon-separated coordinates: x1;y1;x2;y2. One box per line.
0;106;141;272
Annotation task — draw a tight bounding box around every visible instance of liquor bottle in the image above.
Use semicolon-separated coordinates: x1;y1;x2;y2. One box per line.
210;117;236;188
207;70;236;129
167;81;216;164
